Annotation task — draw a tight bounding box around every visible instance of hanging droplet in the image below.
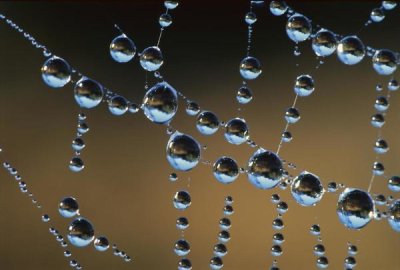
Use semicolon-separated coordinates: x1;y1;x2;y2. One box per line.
169;172;178;182
245;12;257;25
139;46;164;71
127;103;140;114
210;257;223;270
108;95;129;115
64;250;71;257
314;244;325;256
271;193;281;204
77;122;89;134
224;118;249;145
59;197;79;218
225;196;234;205
291;171;324;206
67;217;95;247
74;77;104;109
374;194;386;206
388;79;399;91
166;132;201;171
337;188;375;229
223;205;234;215
239;56;262;80
344;256;357;269
213;156;239;184
94;236;110;252
374;139;389;154
174;239;190;256
271;245;283;256
294;74;315;96
178;258;192;270
237;86;253;104
276;201;288;214
247;148;284;189
388;200;400;232
196;111;220;135
337;36;365;65
372;49;398;75
164;0;179;9
382;1;397;10
159;13;172;28
272;218;284;230
316;256;329;269
213;243;228;257
286;14;312;42
218;230;231;243
327;182;338;193
310;224;321;236
41;56;71;88
69;157;84;172
219;218;231;230
376;84;383;91
371;113;385;128
173;190;191;210
375;96;389;112
285;107;301;124
373;162;385;175
176;217;189;230
142;81;178;124
270;0;288;16
186;101;200;116
312;29;337;57
388;176;400;192
370;8;385;22
41;214;50;222
273;233;285;244
109;34;136;63
72;138;85;151
281;131;292;143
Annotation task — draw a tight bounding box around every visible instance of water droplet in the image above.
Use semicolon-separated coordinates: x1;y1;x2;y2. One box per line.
166;132;201;171
72;138;85;151
312;29;337;57
219;217;231;230
169;172;178;181
286;14;312;42
159;13;172;28
245;12;257;25
314;244;325;256
388;199;400;232
371;113;385;128
316;256;329;269
285;107;301;124
376;84;383;91
210;257;223;270
270;0;288;16
94;236;110;252
173;190;191;210
224;118;249;145
337;36;365;65
271;245;283;256
247;148;284;189
218;230;231;243
178;258;192;270
59;197;79;218
186;101;200;116
271;194;281;203
291;171;324;206
64;250;71;257
239;56;262;80
140;46;163;71
388;79;399;91
196;111;220;135
128;103;140;114
108;95;128;115
294;74;315;96
337;188;374;229
41;214;50;222
109;34;136;63
213;156;239;184
164;0;179;9
174;239;190;256
373;162;384;175
143;81;178;124
225;196;234;205
223;205;234;215
77;122;89;134
276;201;288;214
214;243;228;257
281;131;292;143
67;217;95;247
41;56;71;88
237;86;253;104
176;217;189;230
272;218;284;230
382;1;397;10
374;139;389;154
69;157;84;172
273;233;285;244
344;256;357;269
74;78;104;109
370;8;385;22
310;224;321;236
375;96;389;112
388;176;400;192
70;260;78;267
347;244;358;255
372;49;398;75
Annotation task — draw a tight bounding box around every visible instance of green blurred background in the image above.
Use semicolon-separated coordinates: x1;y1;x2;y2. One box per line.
0;1;399;269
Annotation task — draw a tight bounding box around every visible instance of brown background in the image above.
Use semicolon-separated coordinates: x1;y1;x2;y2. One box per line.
0;1;399;269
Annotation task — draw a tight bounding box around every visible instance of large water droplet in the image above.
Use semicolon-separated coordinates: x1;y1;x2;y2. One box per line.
159;13;172;27
286;14;312;42
213;156;239;184
196;111;220;135
372;49;398;75
247;149;283;189
210;257;223;270
270;0;288;16
337;36;365;65
69;157;84;172
140;46;163;71
224;118;249;145
108;95;129;115
388;176;400;192
41;56;71;88
237;86;253;104
74;78;104;109
109;34;136;63
316;257;329;269
186;101;200;116
67;217;95;247
294;75;315;96
240;56;262;80
94;236;110;252
312;29;337;57
370;8;385;22
213;243;228;257
285;107;301;124
59;197;79;218
166;132;201;171
291;171;324;206
173;190;191;210
174;239;190;256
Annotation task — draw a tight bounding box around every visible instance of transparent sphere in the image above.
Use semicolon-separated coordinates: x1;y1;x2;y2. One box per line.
239;56;262;80
388;200;400;232
74;77;104;109
166;132;200;171
186;101;200;116
109;34;136;63
210;257;223;270
371;113;385;128
173;190;191;210
42;214;50;222
196;111;220;135
94;236;109;252
59;197;79;218
337;36;365;65
372;49;398;75
276;201;288;214
174;239;190;256
159;13;172;27
67;217;95;247
128;103;140;113
41;56;71;88
370;8;385;22
169;172;178;181
223;205;234;215
314;244;325;256
213;243;228;257
143;81;178;124
271;244;283;256
317;257;329;269
374;139;389;154
77;122;89;134
219;218;231;230
245;12;257;25
388;79;399;91
218;230;231;243
294;75;315;97
108;96;128;115
176;217;189;230
178;259;192;270
286;14;312;43
271;193;281;204
225;196;234;205
382;1;397;10
312;29;337;57
72;138;85;151
310;224;321;236
272;218;284;230
327;182;338;193
281;131;292;143
337;188;375;229
273;233;284;244
224;118;249;145
237;86;253;104
164;0;179;9
139;46;164;71
213;156;239;184
344;256;357;269
69;157;84;172
388;176;400;192
374;96;389;111
285;107;301;123
270;0;288;16
247;148;283;189
373;162;385;175
291;171;324;206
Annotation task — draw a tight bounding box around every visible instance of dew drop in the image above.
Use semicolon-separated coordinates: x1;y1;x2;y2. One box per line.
210;256;223;270
140;46;164;71
213;243;228;257
174;239;190;256
196;111;220;135
109;34;136;63
69;157;84;172
186;101;200;116
173;190;191;210
294;75;315;96
312;29;337;57
239;56;262;80
67;217;95;247
74;78;104;109
159;13;172;27
236;86;253;104
213;156;239;184
270;0;288;16
388;176;400;192
286;14;312;42
337;36;365;65
41;56;71;88
166;132;201;171
176;217;189;230
372;49;398;75
59;197;79;218
94;236;110;252
291;171;324;206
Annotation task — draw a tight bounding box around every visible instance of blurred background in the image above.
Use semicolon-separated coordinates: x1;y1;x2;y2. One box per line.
0;1;399;269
